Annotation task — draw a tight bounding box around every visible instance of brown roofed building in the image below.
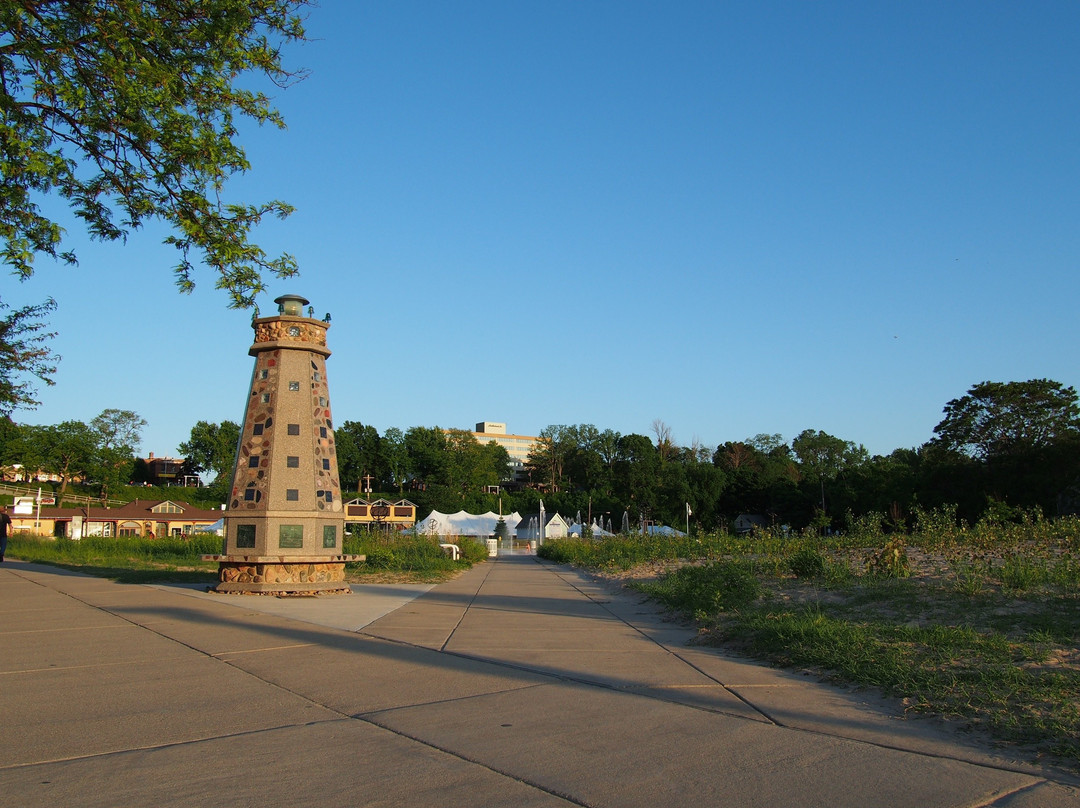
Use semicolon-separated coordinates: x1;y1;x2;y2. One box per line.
7;499;223;540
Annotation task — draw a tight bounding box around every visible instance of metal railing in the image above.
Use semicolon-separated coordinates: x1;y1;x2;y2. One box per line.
0;483;126;509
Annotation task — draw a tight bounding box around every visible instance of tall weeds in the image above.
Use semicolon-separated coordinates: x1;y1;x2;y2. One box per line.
9;533;222;565
344;531;487;572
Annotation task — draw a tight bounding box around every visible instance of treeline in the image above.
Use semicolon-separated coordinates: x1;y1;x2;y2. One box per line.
4;380;1079;533
173;378;1080;531
0;409;148;501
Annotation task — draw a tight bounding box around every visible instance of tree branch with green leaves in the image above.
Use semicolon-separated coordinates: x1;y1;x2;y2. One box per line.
1;0;310;308
0;295;57;414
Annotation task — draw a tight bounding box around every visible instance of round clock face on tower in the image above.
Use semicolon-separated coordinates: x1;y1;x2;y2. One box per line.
287;325;301;337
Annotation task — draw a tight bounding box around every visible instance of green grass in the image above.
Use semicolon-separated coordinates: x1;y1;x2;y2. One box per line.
541;518;1080;771
716;600;1080;761
7;530;489;585
343;531;488;580
537;530;794;569
7;533;222;584
635;561;762;617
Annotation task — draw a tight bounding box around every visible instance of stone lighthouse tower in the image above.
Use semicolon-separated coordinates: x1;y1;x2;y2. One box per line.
211;293;356;594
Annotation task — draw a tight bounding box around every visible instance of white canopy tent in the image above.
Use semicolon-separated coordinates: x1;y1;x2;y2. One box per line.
415;510;522;537
193;518;224;536
567;521;615;537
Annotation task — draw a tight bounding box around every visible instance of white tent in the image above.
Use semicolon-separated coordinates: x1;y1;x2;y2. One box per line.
516;512;569;541
194;518;224;536
415;510;522;537
567;520;615;537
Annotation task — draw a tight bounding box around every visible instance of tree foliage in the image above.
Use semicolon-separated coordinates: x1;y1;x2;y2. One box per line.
336;420;382;493
3;409;144;501
178;419;239;481
443;429;508;493
792;429;867;482
0;296;58;414
38;419;96;497
6;377;1080;526
526;425;574;491
88;408;144;499
382;426;407;493
1;0;310;307
90;408;145;452
651;418;675;462
933;379;1080;460
403;426;447;489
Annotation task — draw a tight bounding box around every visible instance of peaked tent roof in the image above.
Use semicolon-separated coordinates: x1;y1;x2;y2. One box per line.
567;521;615;537
517;512;569;527
415;510;522;537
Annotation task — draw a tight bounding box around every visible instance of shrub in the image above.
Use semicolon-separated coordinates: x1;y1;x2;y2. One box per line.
844;510;888;545
996;554;1049;592
788;546;828;579
865;537;910;579
635;561;762;618
362;546;398;569
951;559;988;596
345;531;486;573
912;504;965;550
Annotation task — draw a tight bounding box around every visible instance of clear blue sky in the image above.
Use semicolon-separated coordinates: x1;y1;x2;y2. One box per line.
10;1;1080;459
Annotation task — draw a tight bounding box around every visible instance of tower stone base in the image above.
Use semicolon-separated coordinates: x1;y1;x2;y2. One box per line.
203;554;364;595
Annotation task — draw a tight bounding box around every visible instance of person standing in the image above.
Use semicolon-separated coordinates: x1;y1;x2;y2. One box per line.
0;503;11;562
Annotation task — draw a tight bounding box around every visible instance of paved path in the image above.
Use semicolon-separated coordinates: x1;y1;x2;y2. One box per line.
1;555;1078;807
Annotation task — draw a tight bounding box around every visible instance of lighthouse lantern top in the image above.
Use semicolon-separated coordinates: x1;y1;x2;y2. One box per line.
275;294;309;317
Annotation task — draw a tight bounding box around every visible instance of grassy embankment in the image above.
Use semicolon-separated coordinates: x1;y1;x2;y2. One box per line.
539;507;1080;771
5;533;224;584
6;531;489;584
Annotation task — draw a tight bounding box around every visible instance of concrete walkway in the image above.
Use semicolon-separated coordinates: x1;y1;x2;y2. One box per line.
1;555;1078;807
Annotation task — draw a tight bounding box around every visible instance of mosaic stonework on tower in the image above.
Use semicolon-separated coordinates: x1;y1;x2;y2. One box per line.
206;293;358;594
229;347;342;515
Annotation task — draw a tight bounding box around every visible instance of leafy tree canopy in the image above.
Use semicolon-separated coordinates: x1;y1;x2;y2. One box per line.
90;408;144;452
0;295;57;414
403;426;447;488
382;426;407;492
87;408;144;499
1;0;310;308
38;419;96;496
179;419;239;480
792;429;867;481
336;420;382;492
933;379;1080;459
